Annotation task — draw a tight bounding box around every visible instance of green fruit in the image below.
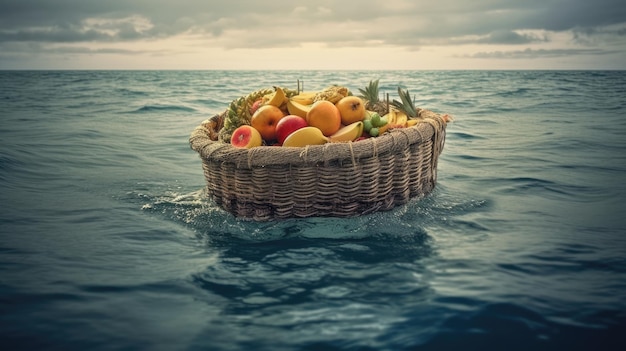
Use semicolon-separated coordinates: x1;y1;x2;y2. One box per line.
369;127;379;137
375;116;388;127
370;113;381;127
363;119;373;132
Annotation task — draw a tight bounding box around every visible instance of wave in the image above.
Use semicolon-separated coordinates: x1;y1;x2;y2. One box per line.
449;131;486;140
115;88;149;96
488;176;608;203
418;301;626;350
188;98;229;106
0;153;25;182
129;104;197;114
489;87;535;98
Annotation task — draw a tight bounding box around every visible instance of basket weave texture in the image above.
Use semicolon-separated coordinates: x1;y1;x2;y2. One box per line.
189;109;447;221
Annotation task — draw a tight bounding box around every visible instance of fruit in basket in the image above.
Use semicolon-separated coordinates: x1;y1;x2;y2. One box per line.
218;87;275;143
230;125;262;148
250;99;263;114
406;119;419;127
381;108;408;129
362;111;388;137
290;92;316;105
383;109;397;125
306;100;341;136
370;112;382;127
313;86;350;104
377;117;390;134
282;126;328;147
287;99;312;118
391;87;421;119
263;86;287;107
395;111;408;127
336;96;366;125
359;79;389;116
328;121;364;143
275;115;308;145
363;118;373;132
251;105;286;141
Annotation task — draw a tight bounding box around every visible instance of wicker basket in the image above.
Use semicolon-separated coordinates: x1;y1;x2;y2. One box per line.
189;109;447;221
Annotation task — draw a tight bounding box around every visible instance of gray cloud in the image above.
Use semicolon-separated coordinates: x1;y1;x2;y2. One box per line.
2;1;624;40
463;47;621;59
477;30;548;45
0;0;624;62
0;41;164;56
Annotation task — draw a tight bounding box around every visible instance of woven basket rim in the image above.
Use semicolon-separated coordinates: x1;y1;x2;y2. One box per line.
190;108;446;169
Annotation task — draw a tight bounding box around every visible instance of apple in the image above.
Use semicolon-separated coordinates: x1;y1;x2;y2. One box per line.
230;125;262;148
249;99;263;115
250;105;286;141
275;115;308;145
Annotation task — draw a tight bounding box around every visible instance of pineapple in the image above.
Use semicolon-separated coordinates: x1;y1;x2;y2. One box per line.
358;79;388;115
391;87;421;118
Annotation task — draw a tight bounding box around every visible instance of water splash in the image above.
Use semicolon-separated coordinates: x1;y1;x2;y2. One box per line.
136;187;451;242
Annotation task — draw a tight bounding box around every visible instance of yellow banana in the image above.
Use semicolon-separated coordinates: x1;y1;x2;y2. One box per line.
378;122;390;135
264;86;287;107
395;111;408;127
290;92;317;105
328;121;364;143
383;109;397;126
406;119;420;127
282;127;328;147
287;99;312;118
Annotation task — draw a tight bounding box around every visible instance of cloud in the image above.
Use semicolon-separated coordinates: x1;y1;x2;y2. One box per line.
571;22;626;45
2;0;625;46
0;41;164;56
477;30;549;45
0;0;625;68
463;47;621;59
0;15;156;43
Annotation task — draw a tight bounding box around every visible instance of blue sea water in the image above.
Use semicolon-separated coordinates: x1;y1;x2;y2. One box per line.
1;70;625;350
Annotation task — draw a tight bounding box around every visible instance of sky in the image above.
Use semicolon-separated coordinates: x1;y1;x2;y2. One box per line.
1;0;625;70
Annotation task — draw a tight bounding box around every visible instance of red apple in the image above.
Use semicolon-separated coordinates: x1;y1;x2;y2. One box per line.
230;125;262;148
249;99;263;115
250;105;286;141
275;115;309;145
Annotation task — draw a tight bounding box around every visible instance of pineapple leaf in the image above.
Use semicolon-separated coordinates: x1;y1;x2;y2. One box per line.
358;79;381;103
391;87;418;117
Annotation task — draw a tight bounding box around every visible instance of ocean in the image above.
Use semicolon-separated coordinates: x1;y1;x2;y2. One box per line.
1;70;625;350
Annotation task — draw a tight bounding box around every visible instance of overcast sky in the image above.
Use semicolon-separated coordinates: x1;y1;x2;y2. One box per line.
1;0;625;70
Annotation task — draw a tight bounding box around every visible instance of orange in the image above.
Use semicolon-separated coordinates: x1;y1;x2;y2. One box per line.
306;100;341;136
